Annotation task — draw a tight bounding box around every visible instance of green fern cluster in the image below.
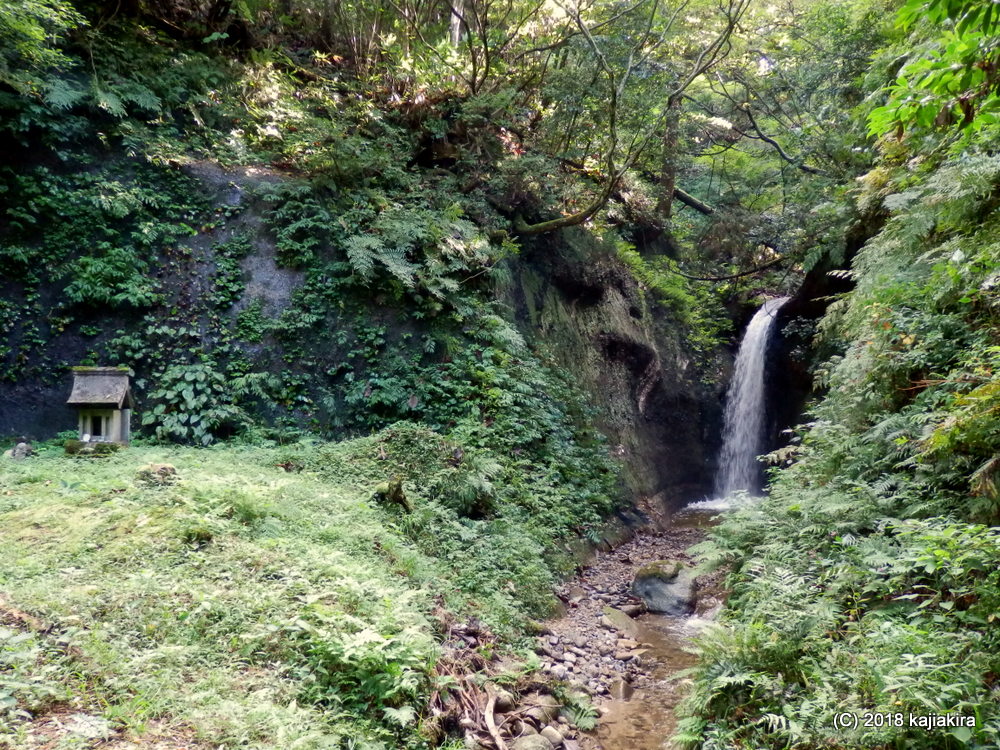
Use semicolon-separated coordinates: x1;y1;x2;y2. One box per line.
680;123;1000;750
343;203;506;306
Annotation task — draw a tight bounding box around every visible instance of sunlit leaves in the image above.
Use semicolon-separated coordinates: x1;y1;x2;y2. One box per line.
868;0;1000;137
0;0;83;92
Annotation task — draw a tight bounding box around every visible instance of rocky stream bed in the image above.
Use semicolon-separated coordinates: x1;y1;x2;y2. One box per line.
520;504;725;750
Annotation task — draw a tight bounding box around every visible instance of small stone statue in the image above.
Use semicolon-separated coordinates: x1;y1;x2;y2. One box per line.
7;439;32;460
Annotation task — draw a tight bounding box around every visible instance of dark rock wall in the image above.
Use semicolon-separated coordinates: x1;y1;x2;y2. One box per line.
506;228;723;510
2;168;724;512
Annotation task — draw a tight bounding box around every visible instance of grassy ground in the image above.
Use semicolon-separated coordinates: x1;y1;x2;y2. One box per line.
0;428;579;749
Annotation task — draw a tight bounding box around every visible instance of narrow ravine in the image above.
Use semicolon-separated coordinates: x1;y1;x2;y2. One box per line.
537;504;727;750
534;292;787;748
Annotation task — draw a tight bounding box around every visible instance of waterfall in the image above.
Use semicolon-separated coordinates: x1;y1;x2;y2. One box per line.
714;297;789;497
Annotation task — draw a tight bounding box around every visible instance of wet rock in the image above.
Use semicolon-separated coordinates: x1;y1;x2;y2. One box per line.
632;560;696;615
609;679;634;701
540;726;564;747
620;603;645;617
511;736;554;750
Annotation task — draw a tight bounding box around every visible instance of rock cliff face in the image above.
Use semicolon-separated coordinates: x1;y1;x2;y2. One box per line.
508;229;722;508
1;165;722;508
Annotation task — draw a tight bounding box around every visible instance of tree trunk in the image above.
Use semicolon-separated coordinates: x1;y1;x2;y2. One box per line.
656;94;683;221
450;0;464;48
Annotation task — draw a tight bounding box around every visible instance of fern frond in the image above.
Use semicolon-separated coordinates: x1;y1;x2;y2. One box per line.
345;235;382;280
44;76;86;110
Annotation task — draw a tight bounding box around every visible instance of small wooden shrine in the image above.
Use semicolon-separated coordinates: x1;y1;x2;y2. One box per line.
67;367;134;445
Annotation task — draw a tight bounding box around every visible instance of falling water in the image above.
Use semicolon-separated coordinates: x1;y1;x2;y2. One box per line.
714;297;789;497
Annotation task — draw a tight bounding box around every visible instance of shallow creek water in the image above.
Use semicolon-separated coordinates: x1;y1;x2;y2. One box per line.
591;598;721;749
564;503;727;750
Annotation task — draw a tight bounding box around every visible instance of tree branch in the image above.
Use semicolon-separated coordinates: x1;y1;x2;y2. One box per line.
741;103;829;176
667;257;783;281
673;187;715;215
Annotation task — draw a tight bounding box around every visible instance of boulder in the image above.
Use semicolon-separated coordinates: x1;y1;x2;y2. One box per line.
523;693;560;724
600;606;640;638
632;560;696;616
494;689;516;713
620;603;646;617
539;725;564;747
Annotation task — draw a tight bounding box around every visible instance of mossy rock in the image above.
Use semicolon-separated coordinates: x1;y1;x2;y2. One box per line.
633;560;696;616
372;476;412;512
635;560;683;583
65;439;97;457
65;440;122;457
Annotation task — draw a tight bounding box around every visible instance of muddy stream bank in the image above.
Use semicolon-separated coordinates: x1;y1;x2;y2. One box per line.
536;504;725;750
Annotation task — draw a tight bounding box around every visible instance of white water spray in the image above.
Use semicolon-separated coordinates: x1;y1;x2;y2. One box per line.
714;297;789;498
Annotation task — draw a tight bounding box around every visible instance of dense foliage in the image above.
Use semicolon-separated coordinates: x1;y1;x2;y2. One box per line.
679;0;1000;747
5;0;1000;747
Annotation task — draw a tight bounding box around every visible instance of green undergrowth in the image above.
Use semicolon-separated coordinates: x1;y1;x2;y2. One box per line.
0;425;613;748
0;15;723;428
677;151;1000;747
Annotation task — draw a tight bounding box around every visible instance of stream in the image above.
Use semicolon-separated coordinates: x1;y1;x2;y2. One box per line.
536;297;779;749
540;503;728;750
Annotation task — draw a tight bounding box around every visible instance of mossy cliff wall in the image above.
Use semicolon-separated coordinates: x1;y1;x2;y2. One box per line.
508;229;721;507
1;164;721;508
